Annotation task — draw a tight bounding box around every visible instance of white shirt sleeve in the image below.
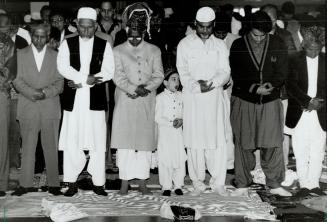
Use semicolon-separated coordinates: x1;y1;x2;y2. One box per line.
57;40;88;85
176;41;201;93
93;42;115;82
209;41;231;87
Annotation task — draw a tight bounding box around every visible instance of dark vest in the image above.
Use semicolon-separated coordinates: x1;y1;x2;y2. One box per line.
61;35;108;111
15;35;28;50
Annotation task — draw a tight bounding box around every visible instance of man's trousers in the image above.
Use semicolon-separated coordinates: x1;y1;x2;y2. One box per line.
187;148;227;190
19;119;60;187
292;111;326;189
0;93;10;191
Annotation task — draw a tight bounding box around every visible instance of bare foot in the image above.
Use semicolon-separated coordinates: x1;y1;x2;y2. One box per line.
118;180;129;195
213;186;230;197
139;180;153;195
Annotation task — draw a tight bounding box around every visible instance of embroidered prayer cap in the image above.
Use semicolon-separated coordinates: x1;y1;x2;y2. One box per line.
122;2;152;38
298;14;325;46
196;7;215;23
77;7;97;21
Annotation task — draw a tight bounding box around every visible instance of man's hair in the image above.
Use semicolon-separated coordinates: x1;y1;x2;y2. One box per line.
0;13;10;26
261;4;278;20
151;5;165;19
49;26;61;42
250;11;272;34
214;12;231;32
244;5;253;15
101;1;116;9
30;21;51;35
281;1;295;15
40;5;51;15
49;9;66;20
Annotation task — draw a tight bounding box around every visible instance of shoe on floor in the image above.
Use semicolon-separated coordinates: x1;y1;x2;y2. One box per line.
11;187;29;196
162;190;171;196
48;187;63;196
310;187;326;196
295;188;311;198
0;191;6;197
64;183;78;197
174;189;183;196
270;187;292;197
93;186;108;196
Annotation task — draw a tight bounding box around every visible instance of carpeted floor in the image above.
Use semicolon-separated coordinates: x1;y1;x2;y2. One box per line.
0;186;275;220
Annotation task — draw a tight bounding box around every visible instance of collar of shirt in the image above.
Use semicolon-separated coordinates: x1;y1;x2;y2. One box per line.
60;30;65;43
297;29;303;43
31;44;47;72
164;88;179;98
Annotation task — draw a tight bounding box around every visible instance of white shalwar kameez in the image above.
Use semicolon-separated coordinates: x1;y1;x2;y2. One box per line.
292;56;326;189
155;89;187;190
176;33;231;191
57;37;115;186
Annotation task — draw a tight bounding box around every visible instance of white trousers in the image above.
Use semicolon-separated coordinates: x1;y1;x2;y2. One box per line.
158;163;185;190
292;111;326;189
63;148;106;186
187;148;227;190
117;149;152;180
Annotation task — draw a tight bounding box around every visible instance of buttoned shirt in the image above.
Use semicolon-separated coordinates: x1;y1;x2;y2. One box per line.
306;55;318;98
31;44;47;72
176;33;230;93
155;89;183;127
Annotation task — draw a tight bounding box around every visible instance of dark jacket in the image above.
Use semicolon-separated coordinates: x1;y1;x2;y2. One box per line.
285;52;326;131
230;34;288;104
61;35;108;111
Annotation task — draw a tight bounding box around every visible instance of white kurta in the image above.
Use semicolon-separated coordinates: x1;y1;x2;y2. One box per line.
155;89;186;169
155;89;187;190
57;37;115;152
176;33;231;150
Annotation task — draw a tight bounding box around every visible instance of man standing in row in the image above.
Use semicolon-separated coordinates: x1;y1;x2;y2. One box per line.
0;31;15;197
111;2;164;195
230;11;291;196
12;23;63;196
57;7;115;197
176;7;231;196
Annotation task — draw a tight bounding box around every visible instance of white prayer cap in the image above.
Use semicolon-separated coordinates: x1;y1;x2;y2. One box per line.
196;7;215;22
77;7;97;21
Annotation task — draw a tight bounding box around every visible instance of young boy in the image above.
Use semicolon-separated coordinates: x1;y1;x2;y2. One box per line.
155;69;187;196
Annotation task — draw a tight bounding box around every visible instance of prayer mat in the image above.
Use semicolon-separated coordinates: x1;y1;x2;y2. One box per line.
257;190;326;221
0;186;275;220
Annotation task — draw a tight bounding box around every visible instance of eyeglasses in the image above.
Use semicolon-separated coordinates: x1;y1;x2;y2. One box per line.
128;37;142;41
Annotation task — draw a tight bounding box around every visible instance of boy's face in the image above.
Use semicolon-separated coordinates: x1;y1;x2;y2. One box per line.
164;73;180;92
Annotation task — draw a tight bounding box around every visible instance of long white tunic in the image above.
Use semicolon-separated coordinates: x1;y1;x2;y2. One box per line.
155;89;187;169
176;33;231;150
57;37;115;152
